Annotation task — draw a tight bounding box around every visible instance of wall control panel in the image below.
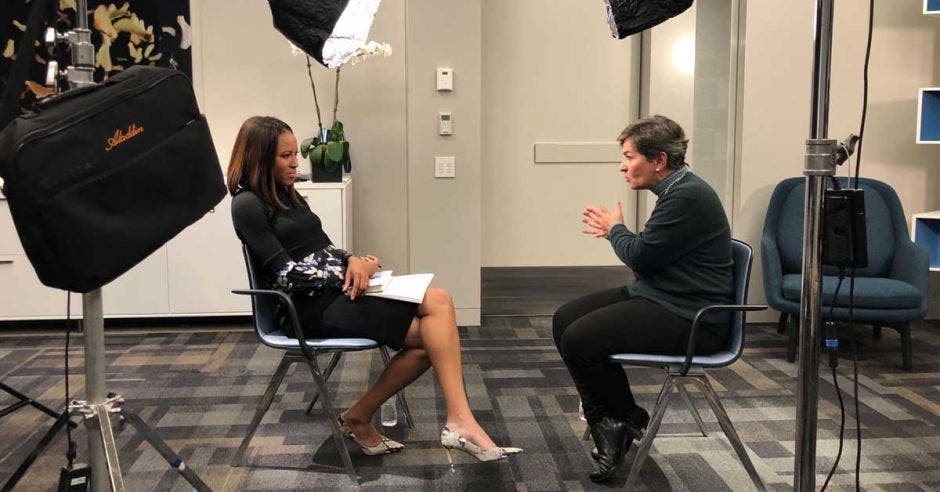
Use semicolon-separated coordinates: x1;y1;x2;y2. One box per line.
438;111;452;135
436;67;453;91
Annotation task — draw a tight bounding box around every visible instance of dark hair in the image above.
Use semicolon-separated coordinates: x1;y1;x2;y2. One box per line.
226;116;301;209
617;115;689;170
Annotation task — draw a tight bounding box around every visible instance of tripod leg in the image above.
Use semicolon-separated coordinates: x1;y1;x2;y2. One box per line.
0;382;74;425
120;408;212;492
2;411;71;491
94;405;125;492
305;352;341;415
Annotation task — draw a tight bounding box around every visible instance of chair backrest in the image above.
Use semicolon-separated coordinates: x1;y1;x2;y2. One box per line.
241;244;283;338
725;239;755;358
769;176;906;278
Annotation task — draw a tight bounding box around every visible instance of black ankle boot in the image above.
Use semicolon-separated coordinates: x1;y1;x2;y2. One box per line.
590;406;650;461
588;417;631;482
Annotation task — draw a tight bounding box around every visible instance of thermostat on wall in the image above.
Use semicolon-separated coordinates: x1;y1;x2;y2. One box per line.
438;111;453;135
436;67;453;91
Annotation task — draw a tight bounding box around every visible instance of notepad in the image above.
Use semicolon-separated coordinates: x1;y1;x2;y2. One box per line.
366;270;394;293
365;273;434;303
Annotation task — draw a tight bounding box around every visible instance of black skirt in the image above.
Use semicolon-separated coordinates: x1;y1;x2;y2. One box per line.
293;289;418;350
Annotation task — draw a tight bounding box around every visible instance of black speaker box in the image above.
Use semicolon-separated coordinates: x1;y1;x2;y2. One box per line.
822;189;868;268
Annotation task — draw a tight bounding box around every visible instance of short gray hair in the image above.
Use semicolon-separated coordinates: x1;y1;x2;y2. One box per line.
617;115;688;170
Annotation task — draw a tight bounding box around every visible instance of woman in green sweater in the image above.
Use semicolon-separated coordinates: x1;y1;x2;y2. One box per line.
553;115;733;482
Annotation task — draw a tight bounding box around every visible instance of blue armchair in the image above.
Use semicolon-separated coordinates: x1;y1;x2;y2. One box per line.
761;177;929;371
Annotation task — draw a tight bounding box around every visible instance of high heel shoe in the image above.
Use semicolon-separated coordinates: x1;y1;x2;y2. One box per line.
337;416;404;456
440;426;522;463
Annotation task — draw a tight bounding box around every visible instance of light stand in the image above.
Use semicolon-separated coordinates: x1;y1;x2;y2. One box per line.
3;2;210;490
794;0;858;489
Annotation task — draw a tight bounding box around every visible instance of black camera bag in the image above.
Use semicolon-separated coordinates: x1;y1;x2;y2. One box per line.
0;49;225;291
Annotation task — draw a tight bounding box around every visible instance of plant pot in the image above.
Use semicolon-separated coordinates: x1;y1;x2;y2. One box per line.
308;128;344;182
311;160;343;182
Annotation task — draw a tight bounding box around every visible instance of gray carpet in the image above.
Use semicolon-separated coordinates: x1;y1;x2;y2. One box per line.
0;318;938;490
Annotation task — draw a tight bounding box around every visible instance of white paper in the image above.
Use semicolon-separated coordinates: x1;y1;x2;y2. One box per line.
366;270;393;293
365;274;434;303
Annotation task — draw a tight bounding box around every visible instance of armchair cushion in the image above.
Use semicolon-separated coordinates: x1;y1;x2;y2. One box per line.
782;274;922;309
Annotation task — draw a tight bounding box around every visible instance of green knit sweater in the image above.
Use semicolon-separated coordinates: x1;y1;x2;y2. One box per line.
609;170;733;323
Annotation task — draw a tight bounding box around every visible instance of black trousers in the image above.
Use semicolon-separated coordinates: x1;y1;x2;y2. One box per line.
552;287;729;425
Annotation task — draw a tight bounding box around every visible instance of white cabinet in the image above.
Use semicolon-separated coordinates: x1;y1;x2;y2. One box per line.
0;177;352;320
0;197;83;318
296;177;353;251
103;248;169;316
167;194;249;315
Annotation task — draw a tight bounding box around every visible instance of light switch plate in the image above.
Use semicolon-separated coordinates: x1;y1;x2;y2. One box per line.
434;155;456;178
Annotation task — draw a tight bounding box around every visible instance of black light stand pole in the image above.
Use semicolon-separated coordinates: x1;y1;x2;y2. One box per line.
795;0;836;489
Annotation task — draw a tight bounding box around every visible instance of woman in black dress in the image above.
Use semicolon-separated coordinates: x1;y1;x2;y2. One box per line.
228;116;520;462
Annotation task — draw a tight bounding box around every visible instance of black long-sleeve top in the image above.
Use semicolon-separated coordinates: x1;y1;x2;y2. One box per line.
609;170;734;323
231;186;349;293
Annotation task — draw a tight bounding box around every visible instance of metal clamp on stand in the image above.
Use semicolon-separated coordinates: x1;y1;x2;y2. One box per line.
69;395;125;492
805;139;838;176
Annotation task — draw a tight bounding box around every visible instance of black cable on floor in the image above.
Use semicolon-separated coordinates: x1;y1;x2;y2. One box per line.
821;271;846;492
64;293;75;468
821;363;847;492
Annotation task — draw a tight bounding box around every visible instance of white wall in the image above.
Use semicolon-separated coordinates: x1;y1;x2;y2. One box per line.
192;1;483;325
188;1;940;325
406;0;483;324
481;0;640;267
192;0;410;273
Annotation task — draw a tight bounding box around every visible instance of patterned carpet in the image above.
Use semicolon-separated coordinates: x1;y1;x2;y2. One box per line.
0;318;938;491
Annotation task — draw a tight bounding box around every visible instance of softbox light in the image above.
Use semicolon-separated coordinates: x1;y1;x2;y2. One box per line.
604;0;694;39
268;0;381;68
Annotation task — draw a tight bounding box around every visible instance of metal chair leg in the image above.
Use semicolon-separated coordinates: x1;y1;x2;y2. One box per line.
305;352;342;415
232;354;295;467
379;346;415;428
677;384;707;437
688;375;766;492
305;356;359;485
625;377;677;490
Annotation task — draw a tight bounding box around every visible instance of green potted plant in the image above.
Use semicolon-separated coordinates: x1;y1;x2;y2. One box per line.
294;41;391;182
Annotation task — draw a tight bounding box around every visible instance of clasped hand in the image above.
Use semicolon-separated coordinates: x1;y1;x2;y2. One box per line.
582;201;624;238
344;255;379;300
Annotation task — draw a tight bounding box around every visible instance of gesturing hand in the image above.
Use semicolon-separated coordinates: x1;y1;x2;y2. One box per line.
582;201;624;238
344;256;378;300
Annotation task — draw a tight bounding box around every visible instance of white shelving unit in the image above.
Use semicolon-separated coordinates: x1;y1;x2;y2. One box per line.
925;0;940;14
916;88;940;143
912;211;940;272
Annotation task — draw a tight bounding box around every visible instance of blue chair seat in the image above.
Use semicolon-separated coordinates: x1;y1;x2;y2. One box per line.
609;350;738;368
782;274;921;309
259;331;380;351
